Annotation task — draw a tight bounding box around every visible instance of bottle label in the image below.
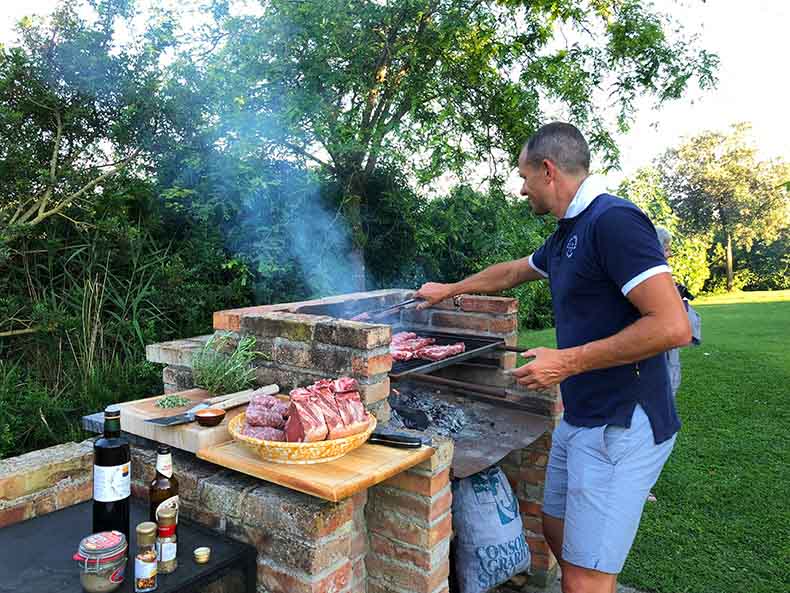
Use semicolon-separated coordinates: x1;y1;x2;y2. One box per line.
157;541;177;562
155;495;179;522
156;453;173;478
135;558;157;578
93;463;131;502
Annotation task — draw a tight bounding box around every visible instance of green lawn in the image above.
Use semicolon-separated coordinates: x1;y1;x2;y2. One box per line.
518;290;790;593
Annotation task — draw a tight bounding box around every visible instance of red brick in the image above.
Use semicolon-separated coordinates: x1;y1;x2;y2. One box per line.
431;312;490;333
358;378;390;404
369;485;452;523
530;552;557;571
489;316;518;334
351;555;366;586
460;296;518;315
526;535;552;556
0;501;32;528
382;468;450;497
400;308;431;325
521;467;546;485
351;353;392;376
519;500;543;516
55;479;92;508
522;514;544;535
369;532;449;572
367;508;452;548
523;451;549;467
366;554;449;593
351;529;368;559
257;559;351;593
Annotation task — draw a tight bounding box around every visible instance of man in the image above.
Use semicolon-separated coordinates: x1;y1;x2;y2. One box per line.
415;122;691;593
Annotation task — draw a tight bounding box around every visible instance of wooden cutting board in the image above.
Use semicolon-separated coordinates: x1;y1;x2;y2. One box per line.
119;388;249;453
197;439;434;502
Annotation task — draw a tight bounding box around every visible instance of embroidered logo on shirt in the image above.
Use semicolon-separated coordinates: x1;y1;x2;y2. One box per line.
566;235;578;258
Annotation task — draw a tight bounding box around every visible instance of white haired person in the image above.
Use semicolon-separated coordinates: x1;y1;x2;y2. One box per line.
650;225;701;502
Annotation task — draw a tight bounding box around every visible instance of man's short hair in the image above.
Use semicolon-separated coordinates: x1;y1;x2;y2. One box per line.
523;122;590;175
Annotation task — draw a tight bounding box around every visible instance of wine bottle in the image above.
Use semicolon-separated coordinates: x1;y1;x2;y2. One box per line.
149;444;179;527
93;406;131;540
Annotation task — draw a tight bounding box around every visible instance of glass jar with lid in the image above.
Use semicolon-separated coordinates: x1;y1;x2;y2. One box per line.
134;522;158;592
73;530;128;593
156;507;177;574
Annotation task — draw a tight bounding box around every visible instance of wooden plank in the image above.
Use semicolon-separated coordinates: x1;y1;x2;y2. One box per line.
119;389;246;454
197;440;434;502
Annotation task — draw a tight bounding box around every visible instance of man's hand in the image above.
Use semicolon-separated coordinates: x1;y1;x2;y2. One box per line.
414;282;455;310
510;347;577;391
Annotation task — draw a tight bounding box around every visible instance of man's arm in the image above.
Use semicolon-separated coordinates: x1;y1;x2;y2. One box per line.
513;272;691;390
415;256;545;308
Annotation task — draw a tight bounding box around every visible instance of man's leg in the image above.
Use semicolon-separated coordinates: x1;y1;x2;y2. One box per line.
559;405;676;593
561;562;617;593
542;421;570;565
542;512;565;562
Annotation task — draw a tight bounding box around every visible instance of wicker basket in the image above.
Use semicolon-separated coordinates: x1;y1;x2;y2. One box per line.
228;412;377;464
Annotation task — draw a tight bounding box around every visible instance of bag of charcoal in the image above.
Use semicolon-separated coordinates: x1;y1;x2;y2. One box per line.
451;466;530;593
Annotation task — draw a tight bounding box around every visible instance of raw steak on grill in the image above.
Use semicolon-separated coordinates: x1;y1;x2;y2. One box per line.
245;406;285;428
392;349;415;362
241;425;285;441
414;342;466;361
391;332;417;345
396;337;436;351
285;388;329;442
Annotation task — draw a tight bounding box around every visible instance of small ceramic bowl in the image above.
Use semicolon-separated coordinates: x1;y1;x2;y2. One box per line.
193;546;211;564
195;408;226;427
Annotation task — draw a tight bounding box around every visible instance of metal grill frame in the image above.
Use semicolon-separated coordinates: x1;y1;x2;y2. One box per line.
388;330;505;379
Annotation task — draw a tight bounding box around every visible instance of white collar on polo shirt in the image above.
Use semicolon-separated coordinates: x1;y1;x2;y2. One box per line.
562;174;610;219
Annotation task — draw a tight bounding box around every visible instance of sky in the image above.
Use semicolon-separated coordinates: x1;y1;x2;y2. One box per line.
1;0;788;191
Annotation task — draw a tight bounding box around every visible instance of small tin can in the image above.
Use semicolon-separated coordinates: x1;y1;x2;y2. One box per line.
73;531;128;593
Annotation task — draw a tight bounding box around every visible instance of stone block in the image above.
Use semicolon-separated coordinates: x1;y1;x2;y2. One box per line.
241;312;333;343
257;557;352;593
314;321;391;350
0;441;92;503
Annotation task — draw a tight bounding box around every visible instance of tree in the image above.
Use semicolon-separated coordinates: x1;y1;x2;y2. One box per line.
177;0;717;289
660;123;790;291
0;0;169;247
619;166;711;295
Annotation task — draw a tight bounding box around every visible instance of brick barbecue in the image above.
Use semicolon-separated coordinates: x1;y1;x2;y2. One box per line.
139;288;564;592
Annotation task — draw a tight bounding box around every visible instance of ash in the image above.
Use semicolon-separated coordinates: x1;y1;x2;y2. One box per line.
389;384;467;436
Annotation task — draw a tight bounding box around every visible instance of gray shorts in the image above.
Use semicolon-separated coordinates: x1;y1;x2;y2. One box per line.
543;404;676;574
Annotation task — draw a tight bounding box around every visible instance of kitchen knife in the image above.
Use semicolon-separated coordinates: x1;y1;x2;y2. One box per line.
145;384;279;426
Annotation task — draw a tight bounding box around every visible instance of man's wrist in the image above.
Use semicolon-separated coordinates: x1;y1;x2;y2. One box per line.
563;345;586;377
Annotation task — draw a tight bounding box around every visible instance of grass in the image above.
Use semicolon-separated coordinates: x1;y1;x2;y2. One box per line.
518;290;790;593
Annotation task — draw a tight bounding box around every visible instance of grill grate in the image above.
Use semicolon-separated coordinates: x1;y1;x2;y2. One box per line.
388;330;505;379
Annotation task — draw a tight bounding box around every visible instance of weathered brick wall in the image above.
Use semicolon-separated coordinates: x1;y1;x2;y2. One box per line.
240;312;393;422
131;443;363;593
365;438;454;593
0;440;93;528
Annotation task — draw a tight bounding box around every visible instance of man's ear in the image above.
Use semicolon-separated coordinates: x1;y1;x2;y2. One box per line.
542;159;557;183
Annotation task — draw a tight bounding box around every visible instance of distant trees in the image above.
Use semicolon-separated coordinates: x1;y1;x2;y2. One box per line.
621;124;790;293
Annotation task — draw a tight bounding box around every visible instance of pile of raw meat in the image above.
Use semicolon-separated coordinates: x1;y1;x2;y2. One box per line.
391;332;466;362
240;377;370;443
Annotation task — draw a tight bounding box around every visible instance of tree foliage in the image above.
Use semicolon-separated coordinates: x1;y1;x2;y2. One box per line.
175;0;717;286
660;123;790;290
0;0;169;244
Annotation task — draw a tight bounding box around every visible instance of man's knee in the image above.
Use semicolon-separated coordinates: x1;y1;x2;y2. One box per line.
561;562;616;593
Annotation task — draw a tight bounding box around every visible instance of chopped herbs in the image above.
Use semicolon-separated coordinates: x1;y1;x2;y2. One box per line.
155;394;192;409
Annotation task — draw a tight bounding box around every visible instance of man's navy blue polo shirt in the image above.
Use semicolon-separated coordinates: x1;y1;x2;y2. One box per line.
529;179;680;444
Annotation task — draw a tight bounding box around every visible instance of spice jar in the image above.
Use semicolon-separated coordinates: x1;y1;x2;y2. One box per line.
134;522;158;592
73;531;128;593
156;507;178;574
